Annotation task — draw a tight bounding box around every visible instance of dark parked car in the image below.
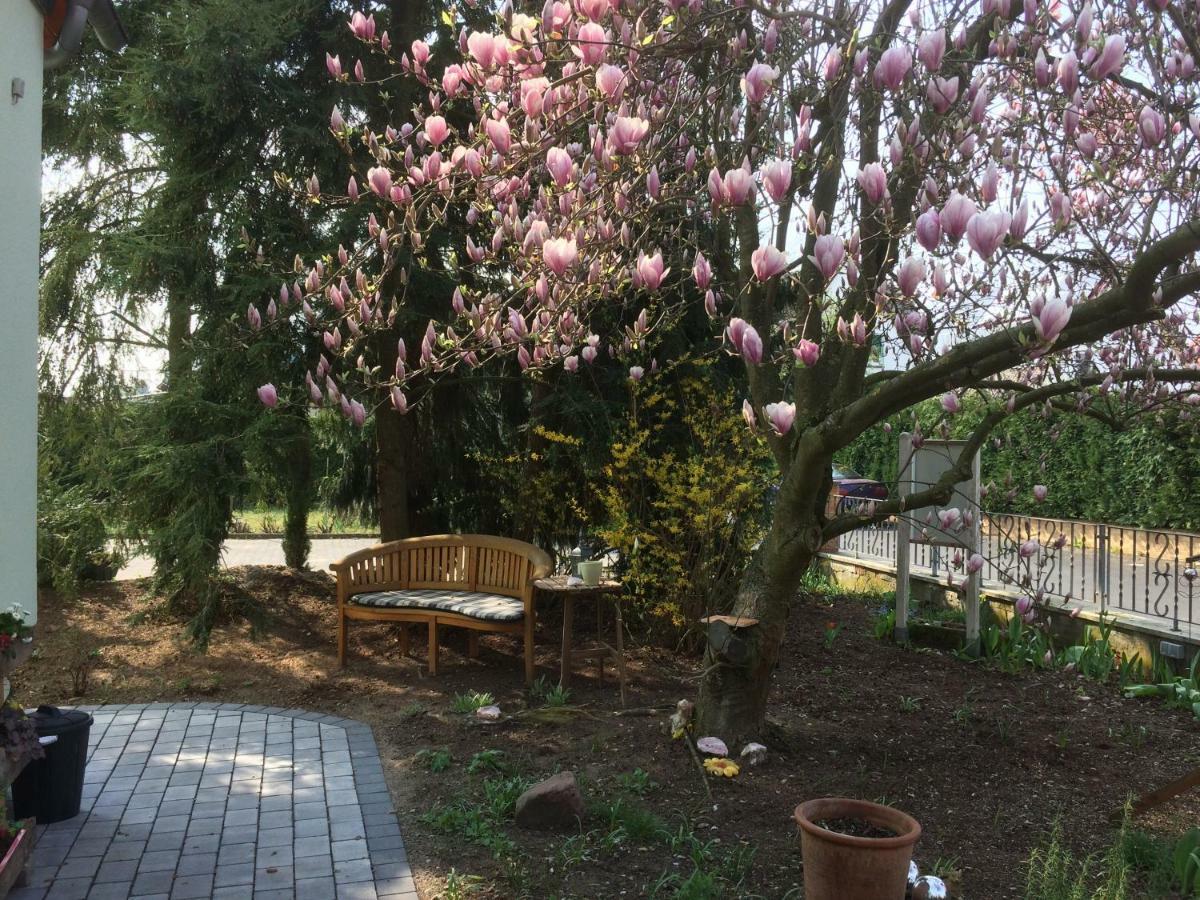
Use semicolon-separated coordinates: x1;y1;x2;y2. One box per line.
832;465;889;513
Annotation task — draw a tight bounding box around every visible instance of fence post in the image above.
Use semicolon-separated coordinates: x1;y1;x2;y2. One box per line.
1095;523;1108;616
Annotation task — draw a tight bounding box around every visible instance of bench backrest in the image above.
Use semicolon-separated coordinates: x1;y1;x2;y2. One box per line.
335;534;551;601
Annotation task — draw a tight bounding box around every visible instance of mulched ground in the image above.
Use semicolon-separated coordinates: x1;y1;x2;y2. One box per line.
21;568;1200;898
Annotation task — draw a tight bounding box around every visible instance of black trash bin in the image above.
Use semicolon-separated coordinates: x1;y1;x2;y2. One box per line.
12;705;93;824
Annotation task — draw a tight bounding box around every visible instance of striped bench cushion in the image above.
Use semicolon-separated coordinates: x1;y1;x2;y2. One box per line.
348;589;524;622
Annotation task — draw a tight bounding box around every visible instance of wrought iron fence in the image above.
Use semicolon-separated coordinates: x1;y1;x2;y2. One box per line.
832;511;1200;633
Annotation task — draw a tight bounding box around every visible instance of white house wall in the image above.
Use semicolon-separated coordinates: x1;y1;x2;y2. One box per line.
0;3;44;623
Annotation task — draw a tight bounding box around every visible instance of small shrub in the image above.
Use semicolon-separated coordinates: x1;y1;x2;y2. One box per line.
597;359;773;650
450;691;495;714
616;768;658;796
1023;815;1135;900
467;749;510;775
417;749;453;773
529;675;572;708
37;482;119;596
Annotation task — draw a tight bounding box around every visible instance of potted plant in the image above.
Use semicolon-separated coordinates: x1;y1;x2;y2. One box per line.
794;797;922;900
0;704;43;895
0;606;34;690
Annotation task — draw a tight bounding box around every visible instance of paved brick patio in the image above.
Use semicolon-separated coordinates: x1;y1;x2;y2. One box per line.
14;703;416;900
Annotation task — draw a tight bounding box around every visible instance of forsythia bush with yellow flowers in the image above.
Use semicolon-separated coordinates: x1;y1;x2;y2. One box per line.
598;360;774;651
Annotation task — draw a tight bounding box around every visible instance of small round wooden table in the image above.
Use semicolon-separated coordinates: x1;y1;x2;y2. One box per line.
534;575;628;706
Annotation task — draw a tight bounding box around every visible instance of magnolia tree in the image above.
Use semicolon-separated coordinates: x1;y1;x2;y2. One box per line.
254;0;1200;737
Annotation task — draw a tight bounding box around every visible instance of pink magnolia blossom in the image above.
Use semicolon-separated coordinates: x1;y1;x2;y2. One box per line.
761;159;792;202
967;553;985;575
966;210;1011;260
546;147;573;188
1033;296;1071;344
740;324;763;363
940;392;960;413
1091;34;1126;79
367;166;392;198
1015;594;1035;615
794;339;820;367
1033;484;1048;502
349;12;376;41
467;31;499;69
723;167;754;205
693;251;712;290
1018;539;1040;559
742;399;757;430
874;46;912;90
1138;106;1166;147
257;384;278;407
897;256;925;296
1049;190;1072;228
543;237;578;277
391;386;408;414
927;76;959;113
742;63;779;104
424;115;449;146
918;29;947;71
937;507;962;531
812;235;845;280
764;402;796;435
595;64;624;100
1057;50;1079;95
486;117;512;155
751;245;789;281
726;317;747;352
609;116;649;155
636;251;669;291
573;22;608;66
916;208;942;251
941;192;977;243
628;365;645;381
850;313;867;346
857;162;888;205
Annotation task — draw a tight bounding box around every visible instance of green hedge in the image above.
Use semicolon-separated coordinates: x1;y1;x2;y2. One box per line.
838;398;1200;532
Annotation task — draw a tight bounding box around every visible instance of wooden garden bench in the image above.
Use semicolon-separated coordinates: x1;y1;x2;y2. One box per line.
330;534;552;684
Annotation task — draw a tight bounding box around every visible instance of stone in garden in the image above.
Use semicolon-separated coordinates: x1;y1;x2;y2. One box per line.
739;742;767;766
696;736;728;756
475;704;501;721
515;771;585;830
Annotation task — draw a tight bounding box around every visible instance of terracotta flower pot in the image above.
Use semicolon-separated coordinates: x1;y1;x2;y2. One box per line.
794;797;921;900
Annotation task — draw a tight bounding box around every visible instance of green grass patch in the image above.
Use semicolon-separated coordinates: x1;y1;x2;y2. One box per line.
450;691;496;714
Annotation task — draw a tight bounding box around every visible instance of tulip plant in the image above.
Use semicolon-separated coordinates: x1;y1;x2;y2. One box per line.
254;0;1200;737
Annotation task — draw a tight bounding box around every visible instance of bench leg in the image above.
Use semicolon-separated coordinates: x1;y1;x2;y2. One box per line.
399;625;410;656
428;620;439;675
613;599;628;707
467;632;480;659
524;615;536;686
337;613;347;669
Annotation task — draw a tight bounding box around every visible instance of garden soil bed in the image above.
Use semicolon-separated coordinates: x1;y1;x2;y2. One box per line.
21;568;1200;898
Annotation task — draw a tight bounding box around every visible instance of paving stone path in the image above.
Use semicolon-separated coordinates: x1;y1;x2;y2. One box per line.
15;703;415;900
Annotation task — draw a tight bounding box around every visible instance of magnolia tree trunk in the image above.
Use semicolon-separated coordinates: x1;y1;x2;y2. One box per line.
282;422;312;569
375;406;411;542
695;476;826;742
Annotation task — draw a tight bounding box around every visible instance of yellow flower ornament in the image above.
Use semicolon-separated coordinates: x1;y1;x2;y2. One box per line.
703;757;740;778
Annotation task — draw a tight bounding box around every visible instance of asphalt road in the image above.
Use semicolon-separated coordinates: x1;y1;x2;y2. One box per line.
115;537;380;581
